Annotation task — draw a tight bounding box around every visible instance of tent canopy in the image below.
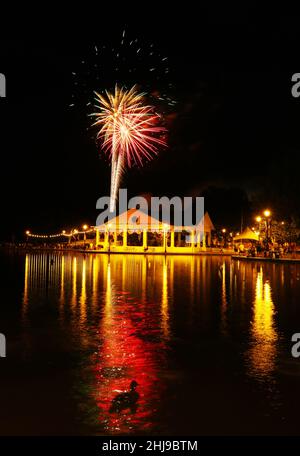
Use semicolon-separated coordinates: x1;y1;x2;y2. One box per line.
233;227;259;241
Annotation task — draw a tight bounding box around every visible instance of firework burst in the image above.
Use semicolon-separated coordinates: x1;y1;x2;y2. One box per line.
69;29;176;112
92;85;167;211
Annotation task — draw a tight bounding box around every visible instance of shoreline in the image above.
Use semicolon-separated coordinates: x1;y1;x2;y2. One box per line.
232;255;300;264
1;246;233;256
3;247;300;261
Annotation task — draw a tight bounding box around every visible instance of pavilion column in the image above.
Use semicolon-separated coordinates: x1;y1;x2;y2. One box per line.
202;231;206;249
198;231;202;248
190;230;195;249
178;232;181;246
104;230;109;250
143;229;147;249
123;226;127;247
171;231;175;248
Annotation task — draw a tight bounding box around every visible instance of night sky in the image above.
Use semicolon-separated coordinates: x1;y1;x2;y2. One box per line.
0;12;300;240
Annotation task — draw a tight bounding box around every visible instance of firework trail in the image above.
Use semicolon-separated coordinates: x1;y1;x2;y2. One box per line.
92;85;167;211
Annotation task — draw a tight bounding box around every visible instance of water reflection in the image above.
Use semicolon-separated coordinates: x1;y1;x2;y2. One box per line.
22;254;29;322
220;260;228;336
19;252;300;435
91;256;169;434
246;266;278;381
79;258;87;326
21;253;171;434
161;258;170;340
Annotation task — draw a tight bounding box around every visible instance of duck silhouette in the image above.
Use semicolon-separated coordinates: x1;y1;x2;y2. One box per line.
109;380;139;414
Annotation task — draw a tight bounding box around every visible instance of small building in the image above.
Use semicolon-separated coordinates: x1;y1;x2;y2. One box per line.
95;208;215;254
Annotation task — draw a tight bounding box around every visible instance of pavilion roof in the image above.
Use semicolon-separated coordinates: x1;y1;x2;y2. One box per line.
96;208;162;231
95;209;215;232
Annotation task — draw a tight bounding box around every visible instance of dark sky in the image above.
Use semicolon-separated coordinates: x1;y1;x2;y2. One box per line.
0;11;300;239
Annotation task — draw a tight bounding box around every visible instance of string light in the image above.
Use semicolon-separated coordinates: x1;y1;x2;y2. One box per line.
25;227;96;239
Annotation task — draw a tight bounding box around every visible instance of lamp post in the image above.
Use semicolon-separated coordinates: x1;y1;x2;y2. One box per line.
255;216;262;239
255;210;272;245
61;230;66;247
222;228;226;247
73;229;78;246
82;224;88;243
263;210;271;242
25;230;30;244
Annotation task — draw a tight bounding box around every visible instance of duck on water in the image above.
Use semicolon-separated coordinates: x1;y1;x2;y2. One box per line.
109;380;139;414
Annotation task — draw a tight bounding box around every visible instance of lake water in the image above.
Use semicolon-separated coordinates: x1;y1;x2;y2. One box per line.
0;251;300;435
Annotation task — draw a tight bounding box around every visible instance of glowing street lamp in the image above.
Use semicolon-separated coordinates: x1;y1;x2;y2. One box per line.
25;230;30;243
263;210;272;241
82;224;88;242
221;228;227;247
255;216;262;239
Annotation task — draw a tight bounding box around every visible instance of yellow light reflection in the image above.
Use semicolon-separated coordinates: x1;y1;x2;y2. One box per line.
220;261;228;336
22;254;29;323
105;261;112;319
71;256;77;313
161;258;170;340
79;258;87;324
247;267;278;380
92;256;99;314
59;256;65;324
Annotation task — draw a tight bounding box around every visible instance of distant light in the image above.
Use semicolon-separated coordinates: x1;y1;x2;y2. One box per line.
73;229;78;234
256;216;262;222
281;221;285;225
264;210;271;217
62;230;66;234
222;228;226;233
82;224;88;230
25;230;30;235
251;227;255;230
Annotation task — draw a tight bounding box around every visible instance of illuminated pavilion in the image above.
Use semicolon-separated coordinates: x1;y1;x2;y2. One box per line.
94;208;215;254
